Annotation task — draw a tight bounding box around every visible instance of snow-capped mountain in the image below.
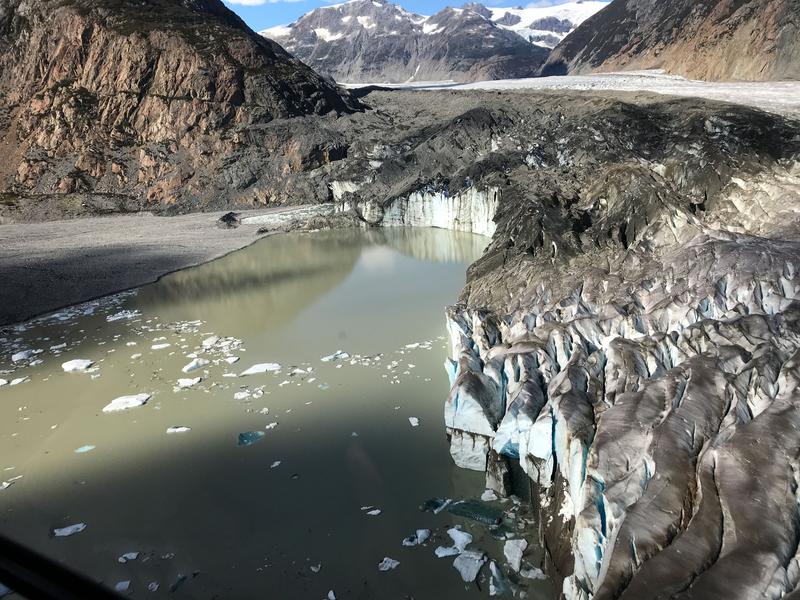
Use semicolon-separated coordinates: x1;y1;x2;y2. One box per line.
260;0;606;84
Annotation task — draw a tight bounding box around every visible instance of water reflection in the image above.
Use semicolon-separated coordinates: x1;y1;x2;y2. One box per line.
0;228;554;599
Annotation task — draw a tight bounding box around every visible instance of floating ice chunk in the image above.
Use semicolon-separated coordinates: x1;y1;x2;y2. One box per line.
402;529;431;547
147;582;159;592
408;417;420;427
435;527;473;557
114;581;130;592
366;509;382;516
131;353;142;359
11;349;35;362
270;461;281;469
75;445;95;454
225;356;240;364
10;377;29;385
405;343;420;349
166;426;191;434
520;565;546;580
237;431;265;447
182;358;209;373
453;550;486;582
201;336;219;348
175;377;201;389
53;523;86;537
327;592;336;600
107;310;139;322
489;561;510;596
50;343;67;351
151;343;171;350
265;422;278;430
481;489;498;502
321;350;349;362
504;539;527;572
0;379;7;387
233;391;251;401
241;363;281;376
377;557;399;571
103;393;151;413
310;564;321;573
118;552;139;563
62;359;94;372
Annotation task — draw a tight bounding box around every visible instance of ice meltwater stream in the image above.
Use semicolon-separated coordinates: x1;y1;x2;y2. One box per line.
0;228;552;599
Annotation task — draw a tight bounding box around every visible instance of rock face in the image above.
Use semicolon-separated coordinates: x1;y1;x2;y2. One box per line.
0;0;358;217
318;89;800;598
260;0;554;83
542;0;800;81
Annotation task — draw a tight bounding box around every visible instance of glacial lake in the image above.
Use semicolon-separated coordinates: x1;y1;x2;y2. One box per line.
0;228;552;599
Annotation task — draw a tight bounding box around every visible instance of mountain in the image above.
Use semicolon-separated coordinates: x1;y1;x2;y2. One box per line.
260;0;605;83
542;0;800;81
0;0;358;217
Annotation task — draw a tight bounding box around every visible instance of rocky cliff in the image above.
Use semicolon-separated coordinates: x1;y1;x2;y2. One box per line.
542;0;800;81
260;0;554;83
0;0;358;217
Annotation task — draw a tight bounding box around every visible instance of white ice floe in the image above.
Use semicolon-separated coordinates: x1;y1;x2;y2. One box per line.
481;489;499;502
435;527;473;557
453;550;487;582
114;581;130;592
147;582;159;592
321;350;350;362
310;563;321;573
53;523;86;537
107;310;140;322
327;592;336;600
11;349;36;362
265;422;278;430
240;363;281;376
175;377;201;389
62;359;94;372
182;358;210;373
151;343;171;350
366;509;382;516
0;379;7;387
118;552;140;563
102;393;151;413
504;539;527;572
270;461;281;469
520;565;546;579
408;417;420;427
234;391;251;401
225;356;240;364
10;377;29;385
166;426;191;434
75;445;95;454
201;336;220;348
377;557;399;571
131;353;142;359
402;529;431;547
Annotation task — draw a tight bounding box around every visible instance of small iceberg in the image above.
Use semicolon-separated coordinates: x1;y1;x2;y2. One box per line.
377;557;399;571
453;550;487;582
240;363;281;376
103;393;151;413
237;431;265;447
107;310;140;322
402;529;431;547
118;552;140;564
321;350;349;362
175;377;201;389
62;359;94;372
182;358;209;373
53;523;86;537
166;426;191;434
408;417;420;427
74;445;96;454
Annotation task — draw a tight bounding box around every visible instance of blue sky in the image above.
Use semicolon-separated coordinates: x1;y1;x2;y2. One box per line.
224;0;576;31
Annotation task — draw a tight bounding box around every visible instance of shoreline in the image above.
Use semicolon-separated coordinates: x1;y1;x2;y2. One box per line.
0;206;319;328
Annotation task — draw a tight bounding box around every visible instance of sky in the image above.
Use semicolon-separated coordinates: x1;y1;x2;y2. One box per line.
224;0;578;31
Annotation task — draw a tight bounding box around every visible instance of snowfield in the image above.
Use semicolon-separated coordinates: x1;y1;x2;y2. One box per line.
345;71;800;116
447;71;800;116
